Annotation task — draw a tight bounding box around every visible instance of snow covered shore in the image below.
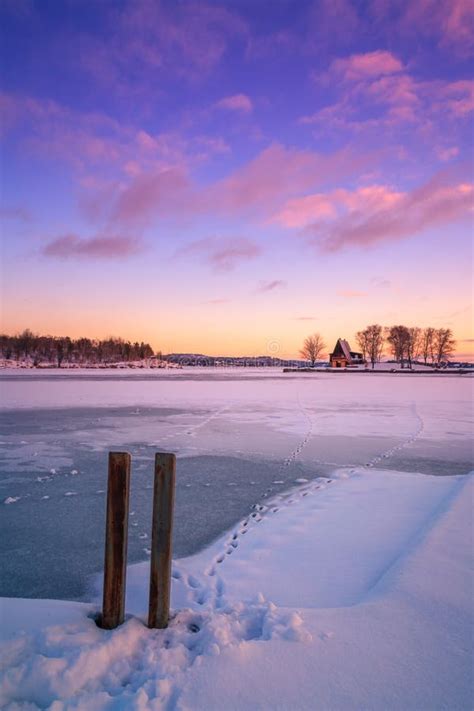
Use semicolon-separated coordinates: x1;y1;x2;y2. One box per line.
1;467;472;710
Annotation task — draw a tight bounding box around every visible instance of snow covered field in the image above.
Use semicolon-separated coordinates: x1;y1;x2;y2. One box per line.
0;368;472;709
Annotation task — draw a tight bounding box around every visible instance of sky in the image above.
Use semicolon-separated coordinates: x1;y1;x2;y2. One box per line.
0;0;473;359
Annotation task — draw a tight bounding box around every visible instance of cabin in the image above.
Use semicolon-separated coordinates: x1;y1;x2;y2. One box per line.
329;338;364;368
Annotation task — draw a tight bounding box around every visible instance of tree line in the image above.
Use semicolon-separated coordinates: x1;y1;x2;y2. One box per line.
300;326;456;368
356;325;456;369
0;330;155;367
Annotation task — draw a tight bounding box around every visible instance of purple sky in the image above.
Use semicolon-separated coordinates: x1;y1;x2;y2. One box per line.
1;0;473;357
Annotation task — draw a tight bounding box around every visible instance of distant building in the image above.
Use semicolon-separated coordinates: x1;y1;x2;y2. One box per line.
329;338;364;368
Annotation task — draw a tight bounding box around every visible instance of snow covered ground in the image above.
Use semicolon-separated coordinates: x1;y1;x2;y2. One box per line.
0;369;472;709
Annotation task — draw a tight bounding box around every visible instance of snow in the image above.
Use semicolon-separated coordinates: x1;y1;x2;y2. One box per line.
0;369;472;709
0;469;472;710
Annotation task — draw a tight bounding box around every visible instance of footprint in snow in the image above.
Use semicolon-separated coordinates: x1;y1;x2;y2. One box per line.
195;588;210;606
216;577;225;596
187;575;200;589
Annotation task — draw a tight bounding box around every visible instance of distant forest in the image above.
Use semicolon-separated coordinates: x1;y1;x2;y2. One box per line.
0;330;155;367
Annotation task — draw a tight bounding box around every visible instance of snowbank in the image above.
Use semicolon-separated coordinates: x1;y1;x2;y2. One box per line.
1;468;472;710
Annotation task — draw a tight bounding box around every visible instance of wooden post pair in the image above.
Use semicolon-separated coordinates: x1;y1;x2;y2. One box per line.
99;452;175;630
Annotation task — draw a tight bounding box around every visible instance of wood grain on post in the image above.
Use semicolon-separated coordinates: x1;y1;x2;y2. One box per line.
148;452;176;629
100;452;131;629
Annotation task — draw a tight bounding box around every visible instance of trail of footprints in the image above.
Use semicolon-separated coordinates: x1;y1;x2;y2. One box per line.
176;400;426;611
158;404;230;444
281;393;317;469
177;394;329;610
364;402;424;468
173;475;333;612
174;392;322;606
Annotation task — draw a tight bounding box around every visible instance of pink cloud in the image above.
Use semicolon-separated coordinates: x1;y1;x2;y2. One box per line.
301;67;473;146
178;236;261;271
113;168;191;226
42;234;144;259
302;63;420;132
257;280;287;292
365;73;419;107
274;185;404;228
442;80;474;117
77;0;248;91
329;50;404;81
273;194;337;228
393;0;474;57
215;93;253;113
300;177;473;252
2;92;229;188
208;144;367;217
107;143;370;229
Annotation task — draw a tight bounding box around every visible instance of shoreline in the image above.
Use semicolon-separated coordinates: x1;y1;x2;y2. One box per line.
283;367;473;375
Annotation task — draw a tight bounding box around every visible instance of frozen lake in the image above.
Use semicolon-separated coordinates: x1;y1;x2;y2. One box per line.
0;368;472;601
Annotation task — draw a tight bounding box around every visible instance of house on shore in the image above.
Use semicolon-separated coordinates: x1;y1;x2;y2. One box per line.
329;338;365;368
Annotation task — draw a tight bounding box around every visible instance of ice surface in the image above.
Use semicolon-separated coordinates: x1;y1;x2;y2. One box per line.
0;368;472;600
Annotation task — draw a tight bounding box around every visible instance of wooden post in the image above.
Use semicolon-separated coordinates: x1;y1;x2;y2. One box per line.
148;452;176;629
100;452;131;629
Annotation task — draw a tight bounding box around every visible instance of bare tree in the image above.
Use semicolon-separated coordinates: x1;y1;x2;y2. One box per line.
433;328;456;364
406;327;421;369
420;327;435;364
386;325;410;368
300;333;326;366
364;324;385;369
356;329;370;363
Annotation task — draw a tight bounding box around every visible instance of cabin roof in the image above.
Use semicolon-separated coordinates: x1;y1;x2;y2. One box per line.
330;338;352;359
339;339;352;360
330;338;363;361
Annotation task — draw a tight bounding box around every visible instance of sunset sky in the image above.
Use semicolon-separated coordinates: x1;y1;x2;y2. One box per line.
1;0;473;358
